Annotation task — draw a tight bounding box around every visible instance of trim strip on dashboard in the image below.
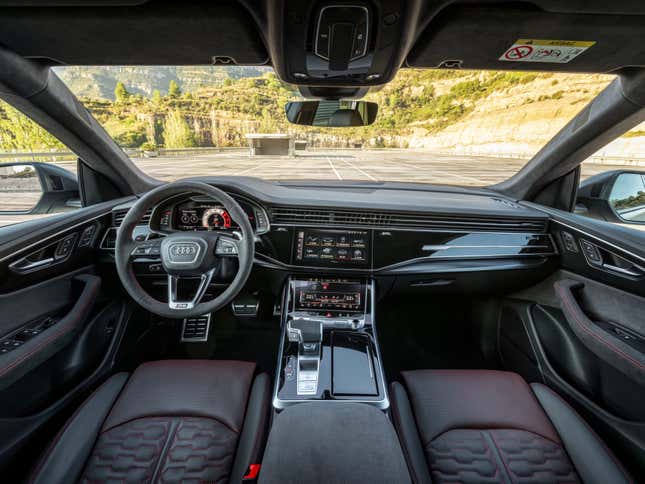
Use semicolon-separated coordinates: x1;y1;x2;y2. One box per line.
421;244;552;251
253;249;555;274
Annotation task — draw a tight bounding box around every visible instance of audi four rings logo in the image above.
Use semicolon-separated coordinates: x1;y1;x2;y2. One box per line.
168;243;199;261
171;245;197;256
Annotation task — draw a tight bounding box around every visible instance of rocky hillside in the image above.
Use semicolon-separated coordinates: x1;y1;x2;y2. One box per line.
364;70;626;155
54;66;269;99
2;67;643;157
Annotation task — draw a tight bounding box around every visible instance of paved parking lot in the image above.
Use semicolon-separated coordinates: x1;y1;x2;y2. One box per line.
0;149;637;227
125;149;619;185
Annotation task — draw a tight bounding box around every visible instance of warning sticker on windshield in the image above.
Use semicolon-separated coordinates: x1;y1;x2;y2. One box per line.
499;39;595;64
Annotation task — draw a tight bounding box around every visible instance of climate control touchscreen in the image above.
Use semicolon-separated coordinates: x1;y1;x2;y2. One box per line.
293;278;365;312
294;229;370;267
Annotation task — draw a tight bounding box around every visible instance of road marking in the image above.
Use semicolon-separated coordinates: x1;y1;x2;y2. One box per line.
235;163;266;176
385;159;485;184
326;157;342;180
338;158;378;181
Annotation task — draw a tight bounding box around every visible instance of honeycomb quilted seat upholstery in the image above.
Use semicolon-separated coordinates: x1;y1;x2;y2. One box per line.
427;428;579;483
390;370;633;484
80;417;239;483
29;360;271;484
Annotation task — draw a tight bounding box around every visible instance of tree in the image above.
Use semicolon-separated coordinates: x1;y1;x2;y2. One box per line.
151;89;162;104
162;109;196;148
0;103;64;151
114;81;130;102
168;80;181;98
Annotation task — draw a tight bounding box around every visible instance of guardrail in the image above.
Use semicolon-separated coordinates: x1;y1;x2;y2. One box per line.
1;147;643;166
0;146;246;162
0;151;77;161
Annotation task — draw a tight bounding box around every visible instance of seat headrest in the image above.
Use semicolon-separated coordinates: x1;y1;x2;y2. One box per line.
329;109;363;126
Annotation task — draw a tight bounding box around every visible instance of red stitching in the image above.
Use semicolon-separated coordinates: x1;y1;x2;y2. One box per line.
0;282;98;377
0;322;73;377
28;375;121;483
556;282;645;371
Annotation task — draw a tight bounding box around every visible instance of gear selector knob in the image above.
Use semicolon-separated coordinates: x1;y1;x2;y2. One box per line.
287;318;322;344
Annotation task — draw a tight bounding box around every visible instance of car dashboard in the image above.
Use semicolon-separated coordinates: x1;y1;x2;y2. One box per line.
97;177;557;294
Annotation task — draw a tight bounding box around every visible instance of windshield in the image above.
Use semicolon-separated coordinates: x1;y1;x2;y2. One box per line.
13;66;645;185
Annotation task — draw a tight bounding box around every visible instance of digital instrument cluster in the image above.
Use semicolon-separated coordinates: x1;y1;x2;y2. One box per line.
175;203;238;231
171;199;269;233
294;229;370;267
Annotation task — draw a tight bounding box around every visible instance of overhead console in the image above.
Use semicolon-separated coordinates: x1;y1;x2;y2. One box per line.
307;4;372;80
272;0;422;87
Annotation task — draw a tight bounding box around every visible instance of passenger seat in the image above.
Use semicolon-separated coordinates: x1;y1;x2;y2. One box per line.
390;370;632;484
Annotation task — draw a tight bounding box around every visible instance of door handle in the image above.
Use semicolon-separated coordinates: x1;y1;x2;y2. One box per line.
9;233;78;274
601;262;644;278
9;256;55;273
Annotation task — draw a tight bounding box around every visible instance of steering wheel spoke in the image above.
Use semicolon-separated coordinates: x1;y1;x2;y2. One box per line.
215;232;242;257
129;238;162;258
167;269;215;311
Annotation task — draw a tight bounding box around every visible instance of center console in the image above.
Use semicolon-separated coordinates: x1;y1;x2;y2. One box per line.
273;276;388;409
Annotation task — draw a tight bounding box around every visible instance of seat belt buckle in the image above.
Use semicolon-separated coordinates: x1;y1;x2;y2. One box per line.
242;463;261;482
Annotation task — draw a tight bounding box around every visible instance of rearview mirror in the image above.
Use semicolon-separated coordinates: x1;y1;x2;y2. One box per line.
0;162;79;215
285;100;377;127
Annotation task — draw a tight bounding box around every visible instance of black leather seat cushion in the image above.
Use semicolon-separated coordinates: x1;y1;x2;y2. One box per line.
30;360;270;484
391;370;633;484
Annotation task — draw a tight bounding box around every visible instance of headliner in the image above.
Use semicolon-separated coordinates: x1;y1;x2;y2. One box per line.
0;0;643;84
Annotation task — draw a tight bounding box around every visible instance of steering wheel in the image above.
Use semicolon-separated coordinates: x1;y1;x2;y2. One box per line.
115;181;255;319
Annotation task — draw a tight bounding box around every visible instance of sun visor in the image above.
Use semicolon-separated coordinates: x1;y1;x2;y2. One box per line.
407;5;645;73
0;0;268;65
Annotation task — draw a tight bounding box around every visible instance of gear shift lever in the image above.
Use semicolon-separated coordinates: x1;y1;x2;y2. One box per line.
287;318;322;395
288;318;322;353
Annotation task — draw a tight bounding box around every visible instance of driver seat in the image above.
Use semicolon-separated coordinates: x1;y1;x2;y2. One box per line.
29;360;270;484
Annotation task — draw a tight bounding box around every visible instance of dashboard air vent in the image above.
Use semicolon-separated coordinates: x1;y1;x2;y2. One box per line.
113;208;152;227
269;206;547;233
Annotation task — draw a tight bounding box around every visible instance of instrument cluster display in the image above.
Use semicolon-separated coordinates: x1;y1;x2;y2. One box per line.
173;199;251;231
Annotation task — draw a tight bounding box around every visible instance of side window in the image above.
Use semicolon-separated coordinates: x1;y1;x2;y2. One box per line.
0;99;80;227
576;123;645;231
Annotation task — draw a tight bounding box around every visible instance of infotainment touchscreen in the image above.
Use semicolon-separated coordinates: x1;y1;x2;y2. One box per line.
293;229;370;267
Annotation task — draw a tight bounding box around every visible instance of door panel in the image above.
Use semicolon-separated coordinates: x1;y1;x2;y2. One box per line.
0;201;132;477
532;302;644;421
554;278;645;383
499;205;645;477
0;273;100;393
